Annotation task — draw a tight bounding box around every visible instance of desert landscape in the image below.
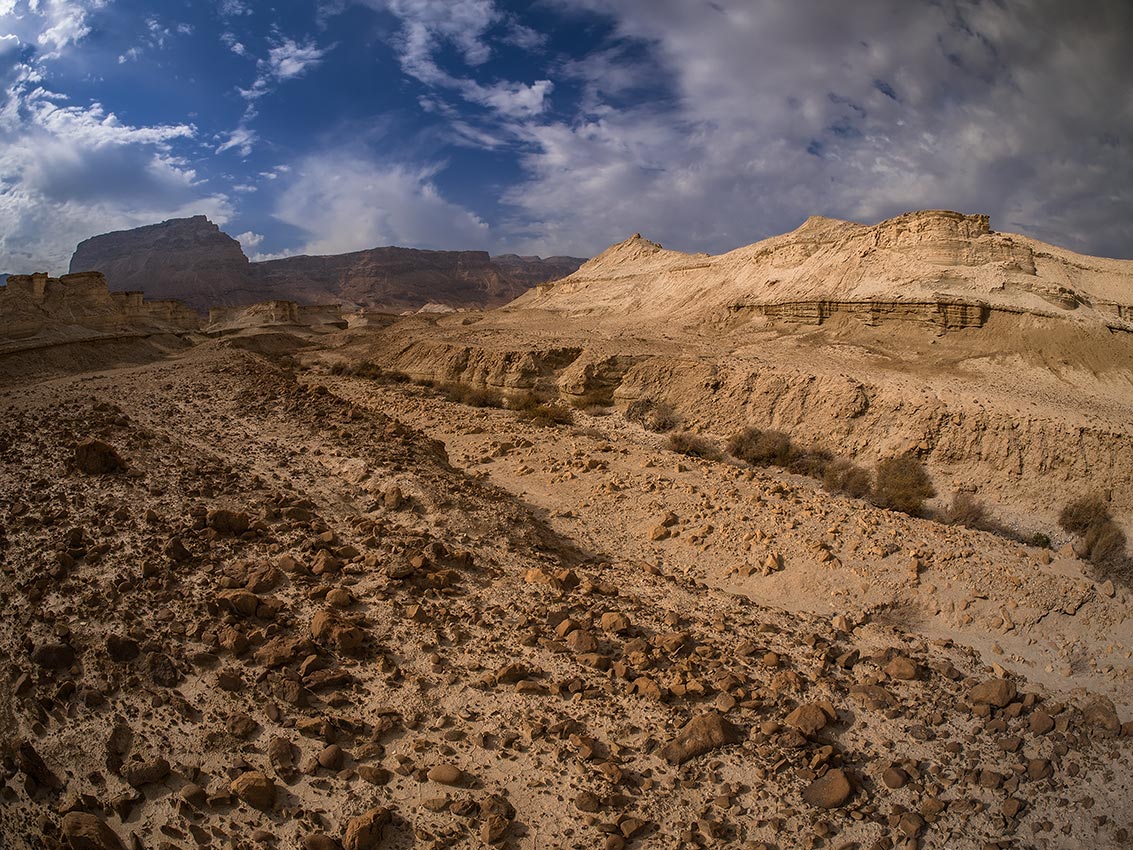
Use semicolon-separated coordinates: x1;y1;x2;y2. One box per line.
1;208;1131;850
3;2;1132;848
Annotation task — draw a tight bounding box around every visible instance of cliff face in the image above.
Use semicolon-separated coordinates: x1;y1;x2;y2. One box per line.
69;217;586;313
0;271;199;340
70;216;257;311
514;210;1133;331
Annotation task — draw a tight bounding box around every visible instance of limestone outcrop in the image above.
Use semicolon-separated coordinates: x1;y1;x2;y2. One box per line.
69;216;585;312
0;272;199;341
511;210;1133;331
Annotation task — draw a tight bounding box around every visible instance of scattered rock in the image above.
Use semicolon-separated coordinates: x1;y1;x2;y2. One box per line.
343;807;392;850
660;712;743;765
230;771;276;810
60;812;126;850
801;768;852;808
74;439;126;474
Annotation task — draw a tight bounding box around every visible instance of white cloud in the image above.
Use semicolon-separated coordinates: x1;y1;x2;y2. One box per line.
29;0;106;58
220;31;246;56
215;125;256;157
502;0;1133;259
266;37;328;80
0;73;232;273
219;0;251;16
360;0;552;118
235;230;263;248
268;150;489;254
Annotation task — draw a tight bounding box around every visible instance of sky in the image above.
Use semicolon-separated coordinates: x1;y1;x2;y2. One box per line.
0;0;1131;275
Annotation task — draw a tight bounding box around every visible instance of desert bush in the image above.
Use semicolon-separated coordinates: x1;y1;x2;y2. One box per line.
329;362;348;375
625;399;681;433
1084;520;1127;565
517;402;574;427
1058;494;1111;535
726;427;832;478
823;457;872;498
441;383;505;408
667;431;721;460
938;492;988;528
873;454;935;516
569;388;615;409
727;427;792;466
789;446;833;478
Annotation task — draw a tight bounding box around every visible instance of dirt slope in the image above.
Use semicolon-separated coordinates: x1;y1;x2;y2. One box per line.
1;345;1130;849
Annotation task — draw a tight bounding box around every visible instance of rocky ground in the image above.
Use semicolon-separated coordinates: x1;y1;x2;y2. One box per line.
2;343;1132;850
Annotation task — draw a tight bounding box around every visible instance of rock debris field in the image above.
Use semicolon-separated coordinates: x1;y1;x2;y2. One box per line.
0;344;1130;850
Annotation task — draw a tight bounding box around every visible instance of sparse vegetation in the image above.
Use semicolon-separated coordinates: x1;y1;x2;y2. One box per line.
510;390;574;426
727;427;793;466
873;454;935;516
328;361;411;383
822;457;872;498
569;388;615;409
1058;494;1111;535
667;430;721;460
625;399;681;432
441;382;505;408
1059;494;1131;584
726;426;832;477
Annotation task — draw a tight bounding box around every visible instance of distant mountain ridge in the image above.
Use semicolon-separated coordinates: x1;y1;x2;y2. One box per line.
69;216;585;313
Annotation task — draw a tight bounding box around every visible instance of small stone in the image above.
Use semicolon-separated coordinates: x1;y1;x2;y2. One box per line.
785;704;829;737
343;807;392;850
60;812;126;850
74;439;126;475
230;771;276;810
1029;709;1054;735
969;678;1016;708
660;712;743;765
427;764;465;786
885;656;919;680
802;768;852;808
882;766;908;789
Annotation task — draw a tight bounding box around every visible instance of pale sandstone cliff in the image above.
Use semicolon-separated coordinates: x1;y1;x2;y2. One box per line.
347;211;1133;526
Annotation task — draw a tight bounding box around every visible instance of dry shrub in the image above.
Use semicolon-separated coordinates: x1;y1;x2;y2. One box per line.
508;390;573;426
938;492;988;528
1058;494;1111;535
667;431;721;460
823;457;872;498
873;454;935;516
727;427;792;466
1084;521;1127;565
517;402;574;427
726;427;831;477
625;399;681;433
440;383;504;408
570;389;615;409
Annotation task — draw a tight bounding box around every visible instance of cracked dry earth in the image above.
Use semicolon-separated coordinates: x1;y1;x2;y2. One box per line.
2;346;1132;850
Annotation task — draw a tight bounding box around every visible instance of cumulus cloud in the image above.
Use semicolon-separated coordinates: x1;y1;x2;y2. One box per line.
501;0;1133;259
268;150;489;255
0;73;231;273
235;230;263;248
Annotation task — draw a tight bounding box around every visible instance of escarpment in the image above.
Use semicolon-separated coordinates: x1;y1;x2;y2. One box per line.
348;210;1133;527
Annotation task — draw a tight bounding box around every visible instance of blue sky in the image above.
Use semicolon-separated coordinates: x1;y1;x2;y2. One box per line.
1;0;1131;274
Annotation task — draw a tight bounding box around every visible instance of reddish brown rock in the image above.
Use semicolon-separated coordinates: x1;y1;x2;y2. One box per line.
660;712;743;765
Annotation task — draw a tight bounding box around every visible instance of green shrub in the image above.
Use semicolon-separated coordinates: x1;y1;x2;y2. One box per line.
873;454;935;516
667;431;721;460
823;457;872;498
